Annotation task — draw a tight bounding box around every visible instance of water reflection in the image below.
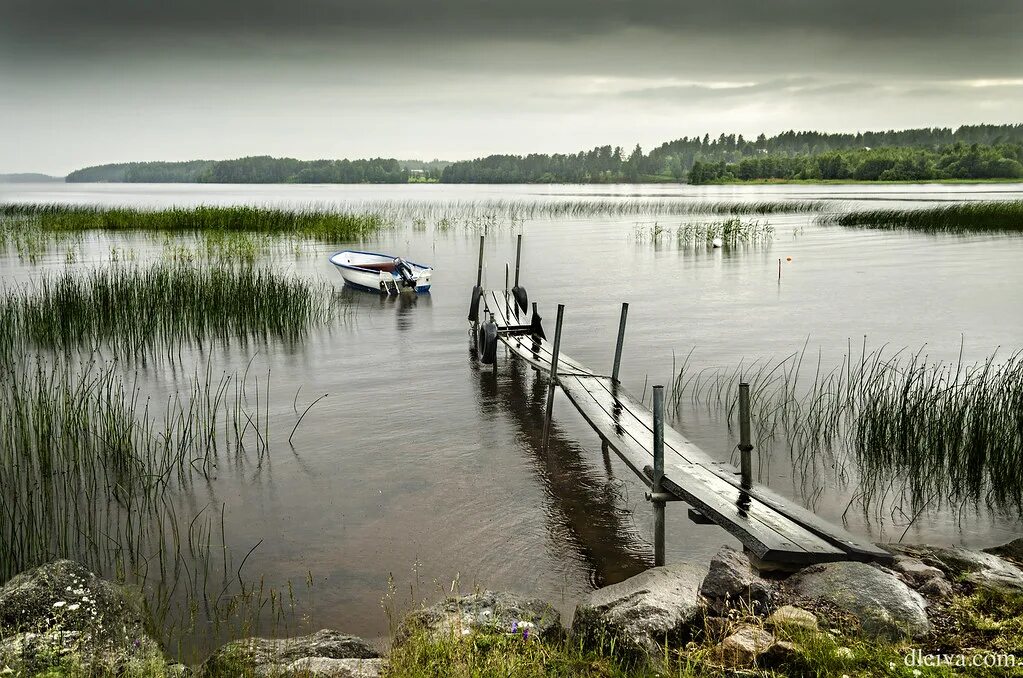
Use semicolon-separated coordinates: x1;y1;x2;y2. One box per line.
472;354;651;587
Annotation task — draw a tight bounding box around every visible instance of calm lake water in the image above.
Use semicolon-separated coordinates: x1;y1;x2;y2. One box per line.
3;182;1023;653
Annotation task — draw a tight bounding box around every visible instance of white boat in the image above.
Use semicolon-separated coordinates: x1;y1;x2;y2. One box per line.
328;250;433;294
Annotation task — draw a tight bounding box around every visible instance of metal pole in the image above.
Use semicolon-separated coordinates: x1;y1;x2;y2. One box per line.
611;302;629;384
739;382;753;488
652;385;666;566
541;304;565;452
476;236;485;287
514;233;523;287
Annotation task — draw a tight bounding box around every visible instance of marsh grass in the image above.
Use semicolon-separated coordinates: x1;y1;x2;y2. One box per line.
0;203;385;240
670;343;1023;519
634;218;774;247
821;200;1023;232
0;262;346;359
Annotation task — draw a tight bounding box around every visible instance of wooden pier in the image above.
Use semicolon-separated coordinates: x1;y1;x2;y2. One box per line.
472;237;891;568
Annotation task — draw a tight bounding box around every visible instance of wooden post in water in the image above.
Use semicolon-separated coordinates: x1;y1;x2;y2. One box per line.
612;302;629;384
777;258;782;283
541;304;565;452
505;263;510;318
652;384;666;566
514;234;523;288
476;236;485;288
738;382;753;488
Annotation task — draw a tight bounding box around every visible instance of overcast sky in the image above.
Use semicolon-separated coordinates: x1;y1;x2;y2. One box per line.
2;0;1021;174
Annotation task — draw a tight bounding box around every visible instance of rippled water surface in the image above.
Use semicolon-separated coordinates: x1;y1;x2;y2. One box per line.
3;182;1022;651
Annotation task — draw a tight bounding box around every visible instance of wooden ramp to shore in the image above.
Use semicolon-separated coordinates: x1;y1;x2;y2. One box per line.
482;289;891;567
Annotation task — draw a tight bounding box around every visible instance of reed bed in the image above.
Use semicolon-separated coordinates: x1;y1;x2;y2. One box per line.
820;200;1023;232
0;203;385;240
634;218;774;247
670;344;1023;517
0;262;346;358
0;351;313;658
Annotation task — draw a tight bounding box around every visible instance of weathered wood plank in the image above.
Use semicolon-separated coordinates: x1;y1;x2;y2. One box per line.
586;377;891;562
559;375;846;564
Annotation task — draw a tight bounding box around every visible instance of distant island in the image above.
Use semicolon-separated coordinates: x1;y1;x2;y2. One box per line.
0;173;64;183
56;123;1023;185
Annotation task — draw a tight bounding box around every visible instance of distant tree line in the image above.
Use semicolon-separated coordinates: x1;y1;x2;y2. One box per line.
687;143;1023;183
441;124;1023;183
63;124;1023;184
66;157;448;183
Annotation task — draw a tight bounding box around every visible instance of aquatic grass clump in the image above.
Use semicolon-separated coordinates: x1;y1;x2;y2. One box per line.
0;203;386;241
634;218;774;247
821;200;1023;232
0;262;346;358
671;344;1023;517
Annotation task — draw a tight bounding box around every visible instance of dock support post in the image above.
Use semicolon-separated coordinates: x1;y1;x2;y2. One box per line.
476;236;485;288
738;382;753;488
541;304;565;452
652;384;666;566
612;302;629;384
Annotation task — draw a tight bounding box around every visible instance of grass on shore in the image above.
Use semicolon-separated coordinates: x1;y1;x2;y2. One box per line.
820;200;1023;231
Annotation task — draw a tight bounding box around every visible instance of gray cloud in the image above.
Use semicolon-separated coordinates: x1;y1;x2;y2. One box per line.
0;0;1020;174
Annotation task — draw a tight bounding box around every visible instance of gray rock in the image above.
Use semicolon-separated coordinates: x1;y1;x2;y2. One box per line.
891;556;945;586
399;591;560;642
0;560;165;674
786;561;929;640
699;546;773;616
888;544;1023;596
766;605;818;631
202;629;379;676
572;563;707;661
984;538;1023;566
711;625;775;667
260;657;387;677
918;577;954;599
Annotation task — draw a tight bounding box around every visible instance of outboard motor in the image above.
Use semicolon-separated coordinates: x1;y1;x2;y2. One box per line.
478;313;499;364
392;257;417;289
529;302;546;340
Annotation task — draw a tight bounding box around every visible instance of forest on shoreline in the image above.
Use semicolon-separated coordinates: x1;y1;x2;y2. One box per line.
61;124;1023;185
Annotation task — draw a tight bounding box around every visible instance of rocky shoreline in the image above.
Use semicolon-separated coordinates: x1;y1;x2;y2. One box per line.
2;539;1021;677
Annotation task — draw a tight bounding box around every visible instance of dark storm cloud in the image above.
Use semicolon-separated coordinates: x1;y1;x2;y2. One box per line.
3;0;1020;50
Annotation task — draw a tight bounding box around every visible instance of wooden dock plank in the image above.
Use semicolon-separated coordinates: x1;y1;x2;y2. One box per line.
559;375;846;563
585;378;891;562
475;287;887;564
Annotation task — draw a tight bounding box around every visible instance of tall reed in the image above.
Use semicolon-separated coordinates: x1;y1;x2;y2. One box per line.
820;200;1023;232
0;262;346;358
670;344;1023;517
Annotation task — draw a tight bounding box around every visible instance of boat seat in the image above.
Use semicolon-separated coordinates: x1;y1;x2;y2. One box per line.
353;262;396;272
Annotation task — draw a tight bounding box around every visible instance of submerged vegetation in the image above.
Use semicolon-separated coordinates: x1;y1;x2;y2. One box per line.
0;263;346;358
821;200;1023;232
671;344;1023;518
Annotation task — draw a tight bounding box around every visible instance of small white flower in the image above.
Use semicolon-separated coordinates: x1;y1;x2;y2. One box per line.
67;603;80;611
912;671;921;677
52;601;66;608
461;628;471;636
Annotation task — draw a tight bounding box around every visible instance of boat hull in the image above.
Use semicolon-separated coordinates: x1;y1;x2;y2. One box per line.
329;250;432;294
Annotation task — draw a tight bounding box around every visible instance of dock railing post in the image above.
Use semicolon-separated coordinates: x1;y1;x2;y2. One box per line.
612;302;629;384
652;384;666;566
476;235;485;288
738;382;753;488
541;304;565;452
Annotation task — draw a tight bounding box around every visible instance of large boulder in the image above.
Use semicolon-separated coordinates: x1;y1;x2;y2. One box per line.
0;560;165;674
398;591;560;643
888;544;1023;596
699;546;774;616
784;561;929;640
984;538;1023;566
571;563;707;662
202;629;382;677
